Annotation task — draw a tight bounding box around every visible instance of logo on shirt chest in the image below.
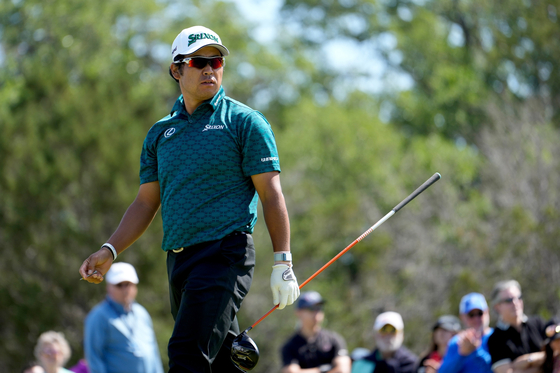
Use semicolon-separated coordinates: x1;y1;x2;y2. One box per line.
202;124;225;132
164;128;176;138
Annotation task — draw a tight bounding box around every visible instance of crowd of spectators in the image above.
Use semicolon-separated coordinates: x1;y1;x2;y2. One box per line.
282;280;560;373
23;278;560;373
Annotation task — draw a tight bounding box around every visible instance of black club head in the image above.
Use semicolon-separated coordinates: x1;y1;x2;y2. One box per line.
231;331;260;371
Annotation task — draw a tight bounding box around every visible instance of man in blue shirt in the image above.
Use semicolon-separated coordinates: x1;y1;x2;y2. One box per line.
84;262;163;373
79;25;300;372
439;292;493;373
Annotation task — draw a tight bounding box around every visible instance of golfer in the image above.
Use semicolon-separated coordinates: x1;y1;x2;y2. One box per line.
79;25;300;372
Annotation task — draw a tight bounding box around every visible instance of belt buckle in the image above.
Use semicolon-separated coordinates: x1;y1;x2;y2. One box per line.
172;247;184;253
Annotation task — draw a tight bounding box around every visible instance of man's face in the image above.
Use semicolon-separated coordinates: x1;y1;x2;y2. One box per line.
171;46;223;107
107;281;137;307
38;342;64;367
461;308;489;331
494;286;523;325
375;324;404;353
297;307;324;330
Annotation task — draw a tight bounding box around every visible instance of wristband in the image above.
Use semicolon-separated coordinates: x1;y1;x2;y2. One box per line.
274;252;292;262
101;243;117;261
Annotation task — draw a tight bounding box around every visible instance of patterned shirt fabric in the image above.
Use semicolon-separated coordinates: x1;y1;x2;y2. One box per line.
84;297;164;373
438;328;493;373
281;329;349;369
140;86;281;250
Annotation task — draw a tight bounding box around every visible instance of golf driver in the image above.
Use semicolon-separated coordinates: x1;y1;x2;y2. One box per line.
231;172;442;371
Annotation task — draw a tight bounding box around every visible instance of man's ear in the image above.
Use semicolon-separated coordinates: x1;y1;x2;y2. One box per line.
170;64;181;80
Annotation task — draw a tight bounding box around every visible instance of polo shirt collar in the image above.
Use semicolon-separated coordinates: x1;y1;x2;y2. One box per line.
496;314;528;330
170;86;225;116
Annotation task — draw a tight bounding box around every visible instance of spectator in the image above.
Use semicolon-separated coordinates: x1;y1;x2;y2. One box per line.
416;315;461;373
33;331;72;373
21;362;45;373
352;311;418;373
439;292;494;373
487;280;547;373
543;324;560;373
281;291;351;373
84;262;163;373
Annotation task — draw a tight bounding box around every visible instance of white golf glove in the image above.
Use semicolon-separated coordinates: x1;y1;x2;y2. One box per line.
270;264;300;310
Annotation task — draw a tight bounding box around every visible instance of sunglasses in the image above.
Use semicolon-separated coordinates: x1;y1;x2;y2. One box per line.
467;310;484;318
499;295;522;304
378;324;397;334
177;56;225;69
115;282;134;288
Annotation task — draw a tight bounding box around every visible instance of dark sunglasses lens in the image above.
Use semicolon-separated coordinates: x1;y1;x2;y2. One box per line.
468;311;483;318
187;57;223;69
209;58;224;69
188;58;209;68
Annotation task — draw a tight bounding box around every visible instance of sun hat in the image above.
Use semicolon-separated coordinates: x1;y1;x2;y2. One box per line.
374;311;404;332
105;262;139;285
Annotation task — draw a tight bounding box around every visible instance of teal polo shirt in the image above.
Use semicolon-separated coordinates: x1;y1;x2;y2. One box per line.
140;87;281;251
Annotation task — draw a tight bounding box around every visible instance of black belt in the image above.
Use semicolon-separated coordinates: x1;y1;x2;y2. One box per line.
172;232;249;253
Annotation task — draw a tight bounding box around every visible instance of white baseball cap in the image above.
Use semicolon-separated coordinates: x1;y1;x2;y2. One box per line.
171;26;229;62
374;311;404;332
105;262;139;285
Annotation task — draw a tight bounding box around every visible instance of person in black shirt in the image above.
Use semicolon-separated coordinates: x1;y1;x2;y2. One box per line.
281;291;351;373
487;280;547;373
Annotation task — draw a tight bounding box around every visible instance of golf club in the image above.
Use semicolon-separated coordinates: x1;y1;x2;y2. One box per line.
231;172;442;371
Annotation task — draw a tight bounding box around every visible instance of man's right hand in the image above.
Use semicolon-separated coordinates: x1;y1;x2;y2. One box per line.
79;248;114;283
458;329;481;356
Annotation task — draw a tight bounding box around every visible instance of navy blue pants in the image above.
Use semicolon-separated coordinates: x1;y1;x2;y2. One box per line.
166;233;255;373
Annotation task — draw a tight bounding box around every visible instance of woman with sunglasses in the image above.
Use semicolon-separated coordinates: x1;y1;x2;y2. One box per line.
487;280;549;373
79;25;300;373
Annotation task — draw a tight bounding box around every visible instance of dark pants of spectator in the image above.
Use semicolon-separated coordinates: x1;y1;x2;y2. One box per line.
167;233;255;373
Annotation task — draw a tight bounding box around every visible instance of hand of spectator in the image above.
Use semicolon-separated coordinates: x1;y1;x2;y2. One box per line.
422;358;441;373
458;329;481;356
512;351;545;372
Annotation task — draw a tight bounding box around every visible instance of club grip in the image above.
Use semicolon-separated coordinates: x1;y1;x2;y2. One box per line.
392;172;441;213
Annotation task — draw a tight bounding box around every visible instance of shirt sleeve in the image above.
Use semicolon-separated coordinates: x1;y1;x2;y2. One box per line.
331;331;349;357
488;331;512;368
281;340;298;367
139;130;159;185
84;310;108;373
239;111;281;177
439;338;465;373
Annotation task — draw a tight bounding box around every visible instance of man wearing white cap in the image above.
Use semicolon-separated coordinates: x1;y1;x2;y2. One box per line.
79;25;299;372
84;263;163;373
352;311;418;373
439;292;493;373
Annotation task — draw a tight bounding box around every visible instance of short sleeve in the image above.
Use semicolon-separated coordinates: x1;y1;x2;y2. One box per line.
139;133;158;184
240;111;281;176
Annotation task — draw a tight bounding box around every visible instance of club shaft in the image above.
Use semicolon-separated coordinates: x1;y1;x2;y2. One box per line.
249;172;441;330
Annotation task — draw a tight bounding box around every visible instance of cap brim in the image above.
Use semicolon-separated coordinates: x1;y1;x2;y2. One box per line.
173;44;229;61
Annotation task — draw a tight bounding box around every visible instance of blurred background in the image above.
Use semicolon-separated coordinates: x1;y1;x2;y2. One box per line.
1;0;559;371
